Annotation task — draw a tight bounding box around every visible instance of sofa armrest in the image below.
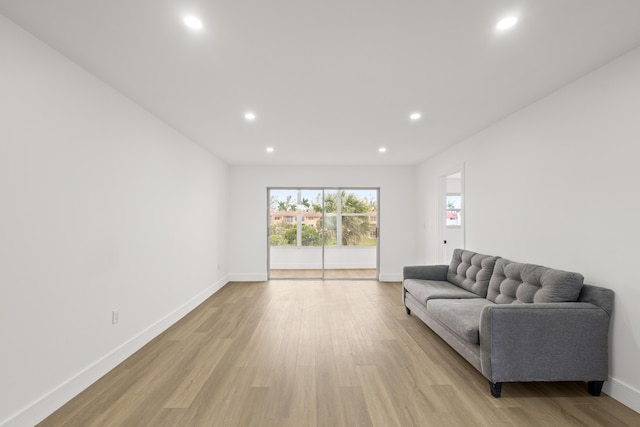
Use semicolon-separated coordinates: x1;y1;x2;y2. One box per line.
479;303;610;383
403;265;448;281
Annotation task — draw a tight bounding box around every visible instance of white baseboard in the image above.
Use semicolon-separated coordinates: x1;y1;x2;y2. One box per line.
605;377;640;414
228;273;268;282
378;273;402;282
1;276;229;427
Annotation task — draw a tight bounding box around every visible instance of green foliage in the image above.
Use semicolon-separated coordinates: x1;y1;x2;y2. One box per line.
283;224;321;246
283;227;296;244
272;195;296;211
271;191;376;247
269;234;289;246
270;221;294;246
341;216;371;246
302;225;321;246
319;191;373;246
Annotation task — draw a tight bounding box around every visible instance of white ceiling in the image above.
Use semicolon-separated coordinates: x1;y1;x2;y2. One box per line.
2;1;640;166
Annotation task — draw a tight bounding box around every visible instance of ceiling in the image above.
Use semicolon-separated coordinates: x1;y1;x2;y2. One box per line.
2;1;640;166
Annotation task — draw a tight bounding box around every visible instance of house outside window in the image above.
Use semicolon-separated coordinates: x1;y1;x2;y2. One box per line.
446;194;462;227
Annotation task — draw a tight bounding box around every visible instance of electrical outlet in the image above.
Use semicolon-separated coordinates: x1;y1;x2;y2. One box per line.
112;309;119;325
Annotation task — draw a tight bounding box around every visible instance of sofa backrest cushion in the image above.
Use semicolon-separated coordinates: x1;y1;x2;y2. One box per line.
487;258;584;304
447;249;499;297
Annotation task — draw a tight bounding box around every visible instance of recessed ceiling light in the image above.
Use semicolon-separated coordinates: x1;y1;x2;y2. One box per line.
244;112;256;121
266;147;274;153
379;147;387;153
409;112;421;121
496;16;518;30
183;16;203;30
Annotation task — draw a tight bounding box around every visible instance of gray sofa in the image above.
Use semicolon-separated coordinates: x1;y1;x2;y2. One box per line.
403;248;613;397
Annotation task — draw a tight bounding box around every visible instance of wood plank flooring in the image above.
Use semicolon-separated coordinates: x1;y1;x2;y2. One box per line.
39;281;640;426
269;269;377;279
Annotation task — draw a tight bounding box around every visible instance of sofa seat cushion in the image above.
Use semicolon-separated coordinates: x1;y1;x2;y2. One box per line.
447;249;500;297
426;299;495;345
487;259;584;304
404;279;481;305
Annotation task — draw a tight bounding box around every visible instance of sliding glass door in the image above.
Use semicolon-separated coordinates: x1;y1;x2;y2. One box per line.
268;188;324;279
268;188;378;280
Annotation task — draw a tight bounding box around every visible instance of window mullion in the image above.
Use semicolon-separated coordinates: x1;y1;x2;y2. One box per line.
297;189;302;247
336;190;342;246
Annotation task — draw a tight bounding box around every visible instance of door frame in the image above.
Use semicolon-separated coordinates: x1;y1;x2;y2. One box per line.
267;187;380;280
437;164;465;264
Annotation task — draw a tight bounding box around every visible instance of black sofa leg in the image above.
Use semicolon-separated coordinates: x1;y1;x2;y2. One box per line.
489;381;502;398
405;306;411;315
588;381;604;396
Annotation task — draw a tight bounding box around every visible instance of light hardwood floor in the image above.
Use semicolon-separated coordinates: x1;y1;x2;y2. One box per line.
39;281;639;426
269;269;377;279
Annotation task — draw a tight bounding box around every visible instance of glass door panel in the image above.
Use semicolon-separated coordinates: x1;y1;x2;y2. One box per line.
268;189;323;279
324;189;378;279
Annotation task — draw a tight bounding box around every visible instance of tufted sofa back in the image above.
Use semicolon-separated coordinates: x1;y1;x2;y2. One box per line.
447;249;499;297
487;258;584;304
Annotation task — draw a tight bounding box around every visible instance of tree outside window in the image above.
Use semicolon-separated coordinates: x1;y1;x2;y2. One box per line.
269;189;377;247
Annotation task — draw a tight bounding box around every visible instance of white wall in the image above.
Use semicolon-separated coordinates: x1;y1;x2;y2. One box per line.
228;166;419;281
418;46;640;412
0;16;229;426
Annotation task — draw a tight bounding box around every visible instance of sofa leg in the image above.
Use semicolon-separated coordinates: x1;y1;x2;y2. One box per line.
489;381;502;398
588;381;604;396
405;306;411;315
